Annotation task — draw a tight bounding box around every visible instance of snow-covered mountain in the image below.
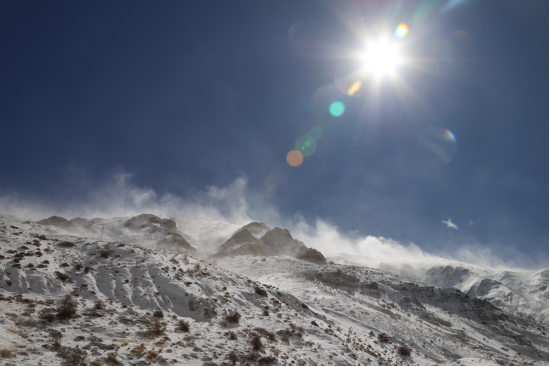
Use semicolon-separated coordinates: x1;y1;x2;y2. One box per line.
330;253;549;324
0;213;547;366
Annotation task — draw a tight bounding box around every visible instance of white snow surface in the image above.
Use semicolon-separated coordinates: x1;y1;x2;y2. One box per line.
0;214;547;366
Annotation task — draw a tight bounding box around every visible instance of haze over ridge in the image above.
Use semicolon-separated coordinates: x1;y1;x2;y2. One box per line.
1;173;546;272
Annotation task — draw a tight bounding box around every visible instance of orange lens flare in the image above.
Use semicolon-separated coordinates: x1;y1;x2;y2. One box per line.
286;150;304;167
347;81;362;96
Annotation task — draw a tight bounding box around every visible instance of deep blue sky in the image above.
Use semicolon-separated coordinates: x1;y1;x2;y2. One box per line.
0;0;547;267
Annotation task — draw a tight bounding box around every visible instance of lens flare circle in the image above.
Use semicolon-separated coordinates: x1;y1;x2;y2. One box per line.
295;135;317;157
395;23;409;39
329;101;345;117
311;84;344;122
308;126;324;140
286;150;304;167
417;127;457;167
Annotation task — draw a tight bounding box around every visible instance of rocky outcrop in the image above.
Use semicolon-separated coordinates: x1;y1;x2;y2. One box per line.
123;214;177;231
260;227;307;257
158;234;196;252
236;222;271;239
213;224;325;264
296;248;326;265
213;229;265;257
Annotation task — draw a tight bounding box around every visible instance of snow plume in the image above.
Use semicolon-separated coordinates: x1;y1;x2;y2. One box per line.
286;218;543;272
0;173;542;271
0;173;252;225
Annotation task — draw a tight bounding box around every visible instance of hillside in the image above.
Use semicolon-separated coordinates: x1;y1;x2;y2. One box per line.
0;214;547;366
330;253;549;324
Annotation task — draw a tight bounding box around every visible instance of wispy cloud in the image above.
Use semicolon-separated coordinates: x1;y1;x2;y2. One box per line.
442;218;458;230
0;172;252;225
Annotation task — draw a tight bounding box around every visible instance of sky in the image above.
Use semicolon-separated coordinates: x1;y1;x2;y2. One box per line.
0;0;547;268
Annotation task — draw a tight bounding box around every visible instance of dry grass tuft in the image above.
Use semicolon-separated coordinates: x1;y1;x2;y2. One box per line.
48;329;63;349
228;351;239;365
153;309;164;318
57;346;88;366
378;333;389;343
0;347;15;358
138;320;167;338
251;335;263;351
58;241;76;247
224;309;242;324
57;294;78;319
398;346;412;356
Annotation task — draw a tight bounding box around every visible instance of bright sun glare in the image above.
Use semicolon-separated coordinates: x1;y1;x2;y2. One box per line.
364;40;400;76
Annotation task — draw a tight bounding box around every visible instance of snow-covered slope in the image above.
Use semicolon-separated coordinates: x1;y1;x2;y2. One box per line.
420;265;549;324
216;256;548;366
0;214;547;366
329;253;549;324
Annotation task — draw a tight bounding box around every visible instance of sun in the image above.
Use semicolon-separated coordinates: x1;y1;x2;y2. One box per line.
364;39;400;76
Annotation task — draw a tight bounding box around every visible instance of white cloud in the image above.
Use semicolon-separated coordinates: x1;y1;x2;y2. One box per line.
442;218;458;230
468;220;474;226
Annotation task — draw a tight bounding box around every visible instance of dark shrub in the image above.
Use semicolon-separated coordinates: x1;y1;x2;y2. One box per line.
263;310;269;316
48;329;63;348
224;309;241;324
98;245;114;258
398;346;411;356
378;333;389;343
153;309;164;318
57;346;88;366
74;263;83;271
264;330;276;342
105;352;123;366
60;263;70;267
251;336;263;351
39;309;55;323
56;294;78;319
228;351;239;365
311;321;319;327
257;356;278;366
55;271;71;282
139;320;167;338
58;241;75;247
229;331;237;340
93;300;105;310
178;320;190;332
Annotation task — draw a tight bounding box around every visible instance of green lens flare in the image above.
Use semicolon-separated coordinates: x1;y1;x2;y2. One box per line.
329;101;345;117
308;126;324;140
295;135;317;157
